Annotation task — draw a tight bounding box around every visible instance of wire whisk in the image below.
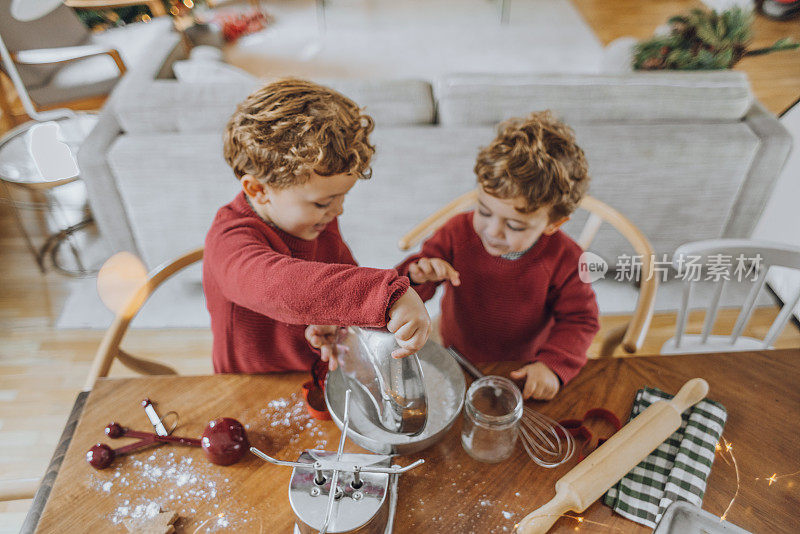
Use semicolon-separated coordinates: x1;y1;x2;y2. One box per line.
518;406;574;468
447;347;575;468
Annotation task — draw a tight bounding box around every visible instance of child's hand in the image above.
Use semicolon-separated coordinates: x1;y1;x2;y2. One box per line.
509;362;561;400
305;325;348;371
387;290;431;358
408;258;461;286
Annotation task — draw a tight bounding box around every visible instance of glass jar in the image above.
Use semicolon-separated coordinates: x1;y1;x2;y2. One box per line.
461;376;523;463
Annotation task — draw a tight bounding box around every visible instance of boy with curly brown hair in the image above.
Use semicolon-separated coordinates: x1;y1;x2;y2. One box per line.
397;111;599;400
205;79;430;374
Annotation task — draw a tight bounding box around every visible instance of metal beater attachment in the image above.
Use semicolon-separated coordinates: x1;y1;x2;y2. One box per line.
251;390;424;534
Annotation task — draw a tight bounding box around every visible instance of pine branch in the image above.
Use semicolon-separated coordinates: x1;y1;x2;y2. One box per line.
745;38;800;57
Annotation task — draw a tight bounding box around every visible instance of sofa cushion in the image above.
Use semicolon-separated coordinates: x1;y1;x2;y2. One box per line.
437;72;754;126
106;119;758;273
108;133;241;268
344;126;494;268
564;120;759;264
106;127;490;268
113;78;436;134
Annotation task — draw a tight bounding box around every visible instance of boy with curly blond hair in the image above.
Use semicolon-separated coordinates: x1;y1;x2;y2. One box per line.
205;79;430;374
397;111;599;400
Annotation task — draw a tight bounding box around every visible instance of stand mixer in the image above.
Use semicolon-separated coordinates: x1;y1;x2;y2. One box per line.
251;390;424;534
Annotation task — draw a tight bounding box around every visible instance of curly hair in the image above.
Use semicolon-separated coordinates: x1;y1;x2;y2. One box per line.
223;78;375;188
474;111;589;221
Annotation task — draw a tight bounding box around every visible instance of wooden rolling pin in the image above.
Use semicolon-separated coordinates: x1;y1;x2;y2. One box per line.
516;378;709;534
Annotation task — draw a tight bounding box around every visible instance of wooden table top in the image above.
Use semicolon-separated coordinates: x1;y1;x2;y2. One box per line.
34;349;800;533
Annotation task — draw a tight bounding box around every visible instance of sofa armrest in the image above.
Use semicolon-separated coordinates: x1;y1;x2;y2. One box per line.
77;112;140;255
724;101;793;239
73;23;183;254
105;24;183;111
14;45;126;74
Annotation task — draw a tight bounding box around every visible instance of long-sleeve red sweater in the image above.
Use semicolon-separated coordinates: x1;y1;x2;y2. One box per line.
203;192;410;373
396;211;599;384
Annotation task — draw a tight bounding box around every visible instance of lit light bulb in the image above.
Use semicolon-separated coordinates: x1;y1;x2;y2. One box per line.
96;252;148;317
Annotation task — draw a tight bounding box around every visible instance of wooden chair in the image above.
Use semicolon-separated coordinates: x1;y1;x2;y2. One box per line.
398;190;658;358
0;477;39;502
0;248;202;504
83;247;204;391
0;0;166;126
65;0;166;16
662;238;800;354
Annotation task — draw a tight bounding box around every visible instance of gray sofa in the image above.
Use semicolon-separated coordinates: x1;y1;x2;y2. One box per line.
78;50;791;315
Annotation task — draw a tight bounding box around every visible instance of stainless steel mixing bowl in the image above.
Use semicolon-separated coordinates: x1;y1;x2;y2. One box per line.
325;340;466;455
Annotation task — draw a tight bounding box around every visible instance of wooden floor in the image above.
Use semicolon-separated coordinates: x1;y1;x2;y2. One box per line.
573;0;800;116
1;2;799;531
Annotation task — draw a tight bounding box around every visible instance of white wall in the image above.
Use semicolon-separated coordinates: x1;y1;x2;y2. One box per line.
752;103;800;321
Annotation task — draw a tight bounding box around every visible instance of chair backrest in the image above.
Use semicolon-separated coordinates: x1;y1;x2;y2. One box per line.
671;238;800;350
397;189;658;354
0;1;90;88
84;247;204;391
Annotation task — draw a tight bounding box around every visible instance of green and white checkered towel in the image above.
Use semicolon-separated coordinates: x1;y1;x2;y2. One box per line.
603;386;727;529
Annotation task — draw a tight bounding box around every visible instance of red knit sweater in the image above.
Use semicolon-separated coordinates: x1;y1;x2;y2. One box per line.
397;212;599;384
204;193;410;373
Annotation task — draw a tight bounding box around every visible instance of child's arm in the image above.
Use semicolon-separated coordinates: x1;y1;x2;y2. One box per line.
532;257;600;387
306;287;431;364
396;218;459;301
207;224;412;328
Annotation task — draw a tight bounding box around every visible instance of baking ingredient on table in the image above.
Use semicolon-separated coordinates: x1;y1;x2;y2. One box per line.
95;451;257;532
402;485;527;534
242;393;329;456
515;378;709;534
123;508;178;534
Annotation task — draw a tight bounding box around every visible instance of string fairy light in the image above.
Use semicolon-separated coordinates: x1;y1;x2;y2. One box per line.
513;513;616;533
563;513;616;529
190;518;210;534
755;470;800;486
718;437;740;522
715;435;800;524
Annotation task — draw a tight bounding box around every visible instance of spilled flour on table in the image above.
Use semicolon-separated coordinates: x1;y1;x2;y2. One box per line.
404;483;528;534
92;452;254;532
245;392;329;457
91;393;328;532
